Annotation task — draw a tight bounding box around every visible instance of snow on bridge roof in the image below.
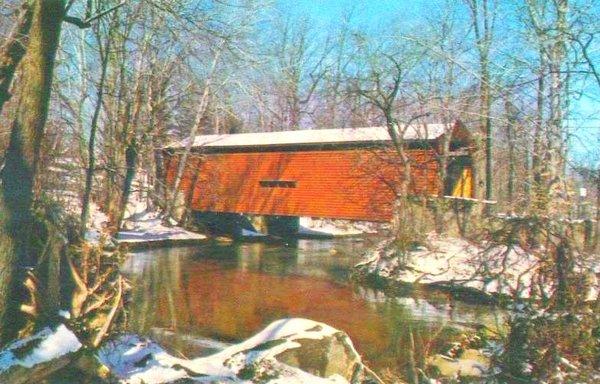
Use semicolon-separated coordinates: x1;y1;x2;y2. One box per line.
166;124;452;150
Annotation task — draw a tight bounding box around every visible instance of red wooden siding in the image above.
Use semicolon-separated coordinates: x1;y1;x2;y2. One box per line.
165;148;441;222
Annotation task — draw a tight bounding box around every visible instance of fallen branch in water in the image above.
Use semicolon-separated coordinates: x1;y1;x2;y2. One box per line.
93;275;123;348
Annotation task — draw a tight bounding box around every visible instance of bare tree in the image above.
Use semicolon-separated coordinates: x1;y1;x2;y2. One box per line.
80;2;116;235
163;47;222;222
349;36;430;265
465;0;495;207
525;0;571;214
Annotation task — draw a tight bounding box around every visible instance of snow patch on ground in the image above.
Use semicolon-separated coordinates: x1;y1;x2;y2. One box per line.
47;184;110;245
0;324;81;372
117;191;206;245
84;203;111;244
99;318;354;384
298;217;380;237
117;210;206;244
355;233;598;299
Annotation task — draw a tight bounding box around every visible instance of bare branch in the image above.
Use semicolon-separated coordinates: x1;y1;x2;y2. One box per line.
63;1;125;29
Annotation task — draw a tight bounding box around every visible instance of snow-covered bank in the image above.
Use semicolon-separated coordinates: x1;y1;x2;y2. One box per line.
116;188;207;248
84;202;112;244
53;186;112;245
99;318;381;384
298;217;379;238
354;233;598;301
116;210;206;248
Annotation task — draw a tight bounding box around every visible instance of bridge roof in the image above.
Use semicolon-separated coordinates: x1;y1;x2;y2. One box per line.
166;124;453;151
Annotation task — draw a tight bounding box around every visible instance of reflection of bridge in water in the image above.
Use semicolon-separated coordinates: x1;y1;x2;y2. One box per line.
163;123;474;236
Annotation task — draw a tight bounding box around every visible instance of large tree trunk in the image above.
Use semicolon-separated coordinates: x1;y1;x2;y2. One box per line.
465;0;494;214
0;1;33;114
545;0;568;210
0;0;65;343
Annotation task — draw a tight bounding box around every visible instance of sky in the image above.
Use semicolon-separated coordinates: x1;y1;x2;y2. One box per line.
275;0;434;31
277;0;418;21
275;0;600;165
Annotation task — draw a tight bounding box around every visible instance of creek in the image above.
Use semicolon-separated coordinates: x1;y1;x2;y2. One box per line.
122;238;501;377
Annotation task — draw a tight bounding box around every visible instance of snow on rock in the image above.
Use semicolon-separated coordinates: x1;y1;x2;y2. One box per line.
427;349;489;378
0;324;82;373
99;318;377;384
242;228;267;238
355;233;597;300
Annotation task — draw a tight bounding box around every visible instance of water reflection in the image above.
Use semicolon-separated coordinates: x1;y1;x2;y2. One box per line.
122;239;499;375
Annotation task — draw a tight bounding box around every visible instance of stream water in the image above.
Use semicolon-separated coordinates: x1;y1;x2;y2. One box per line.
122;238;501;378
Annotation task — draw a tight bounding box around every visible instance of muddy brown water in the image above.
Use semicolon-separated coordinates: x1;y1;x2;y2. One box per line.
122;238;501;377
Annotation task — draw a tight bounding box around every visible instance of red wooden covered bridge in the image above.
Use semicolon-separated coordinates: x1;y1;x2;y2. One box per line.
163;121;474;234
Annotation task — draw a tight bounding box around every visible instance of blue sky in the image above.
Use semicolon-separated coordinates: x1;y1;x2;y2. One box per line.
277;0;418;20
275;0;599;164
275;0;432;30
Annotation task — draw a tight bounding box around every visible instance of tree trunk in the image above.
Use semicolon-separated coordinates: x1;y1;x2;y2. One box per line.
0;1;33;114
164;50;221;221
595;171;599;252
0;0;65;343
546;0;568;206
81;28;111;236
532;50;545;212
164;85;210;221
482;61;493;206
117;141;138;228
116;49;147;229
434;120;453;234
465;0;494;214
505;99;516;205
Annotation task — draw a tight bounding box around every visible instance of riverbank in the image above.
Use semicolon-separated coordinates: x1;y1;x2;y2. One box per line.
297;218;380;238
116;210;207;249
353;233;599;303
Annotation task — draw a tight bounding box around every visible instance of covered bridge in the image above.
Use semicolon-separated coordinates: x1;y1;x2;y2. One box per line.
163;121;474;226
